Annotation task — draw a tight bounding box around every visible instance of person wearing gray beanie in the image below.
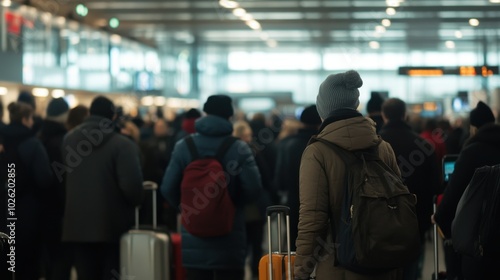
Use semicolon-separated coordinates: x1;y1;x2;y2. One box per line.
316;70;363;120
295;69;408;280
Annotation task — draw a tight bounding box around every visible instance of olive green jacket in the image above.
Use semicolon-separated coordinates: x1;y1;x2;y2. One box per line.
294;116;404;280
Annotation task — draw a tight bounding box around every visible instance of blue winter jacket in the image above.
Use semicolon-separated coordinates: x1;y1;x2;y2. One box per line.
161;115;262;270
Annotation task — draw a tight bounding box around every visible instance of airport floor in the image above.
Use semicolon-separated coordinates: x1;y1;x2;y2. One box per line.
61;229;446;280
244;228;447;280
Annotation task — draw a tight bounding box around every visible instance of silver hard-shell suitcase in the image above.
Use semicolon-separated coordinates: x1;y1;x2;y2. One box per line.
120;181;170;280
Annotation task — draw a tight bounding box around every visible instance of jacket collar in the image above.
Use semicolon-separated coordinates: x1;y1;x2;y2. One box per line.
318;108;362;133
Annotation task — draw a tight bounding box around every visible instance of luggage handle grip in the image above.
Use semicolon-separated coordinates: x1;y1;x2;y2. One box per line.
266;205;292;280
135;181;158;230
266;205;290;216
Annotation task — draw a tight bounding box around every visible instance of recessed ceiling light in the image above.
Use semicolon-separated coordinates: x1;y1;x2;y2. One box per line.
381;19;391;27
246;20;261;30
386;0;400;7
267;39;278;48
455;31;463;38
219;0;239;9
375;25;386;33
369;41;380;49
386;8;396;16
445;41;455;49
469;18;480;26
490;0;500;3
232;8;246;17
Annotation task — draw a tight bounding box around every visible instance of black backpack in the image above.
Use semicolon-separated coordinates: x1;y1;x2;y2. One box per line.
452;164;500;258
312;138;421;274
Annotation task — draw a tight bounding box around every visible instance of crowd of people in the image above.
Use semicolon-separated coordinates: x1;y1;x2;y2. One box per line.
0;69;498;280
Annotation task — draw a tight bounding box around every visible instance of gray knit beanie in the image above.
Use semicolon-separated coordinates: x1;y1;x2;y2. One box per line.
316;70;363;120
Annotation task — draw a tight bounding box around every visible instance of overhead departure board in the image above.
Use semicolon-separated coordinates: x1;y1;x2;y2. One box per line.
398;66;499;76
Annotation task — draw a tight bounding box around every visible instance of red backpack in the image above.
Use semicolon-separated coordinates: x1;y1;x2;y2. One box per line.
180;136;238;237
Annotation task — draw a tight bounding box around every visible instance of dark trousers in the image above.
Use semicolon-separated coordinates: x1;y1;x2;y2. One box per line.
42;241;74;280
186;268;244;280
73;243;119;280
246;221;264;277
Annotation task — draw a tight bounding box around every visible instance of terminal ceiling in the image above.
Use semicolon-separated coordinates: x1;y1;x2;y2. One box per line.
16;0;500;51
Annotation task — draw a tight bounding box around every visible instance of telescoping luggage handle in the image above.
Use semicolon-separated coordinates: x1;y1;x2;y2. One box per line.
135;181;158;230
266;205;292;280
433;195;439;280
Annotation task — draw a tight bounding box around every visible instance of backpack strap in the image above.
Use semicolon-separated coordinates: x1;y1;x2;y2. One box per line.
310;136;357;165
216;136;238;161
184;135;200;161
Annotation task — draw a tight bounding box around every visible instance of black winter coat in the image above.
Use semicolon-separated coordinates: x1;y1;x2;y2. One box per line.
379;120;440;238
274;127;318;251
434;124;500;279
0;123;53;237
62;116;144;243
435;124;500;238
38;120;67;242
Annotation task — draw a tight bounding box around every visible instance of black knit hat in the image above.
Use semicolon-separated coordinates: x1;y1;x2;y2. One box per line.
185;108;201;119
470;101;495;128
47;98;69;117
300;105;322;125
90;96;115;120
18;91;36;109
366;92;385;114
203;95;234;119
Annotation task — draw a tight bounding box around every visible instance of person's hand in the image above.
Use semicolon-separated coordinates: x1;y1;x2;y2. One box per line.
431;214;436;224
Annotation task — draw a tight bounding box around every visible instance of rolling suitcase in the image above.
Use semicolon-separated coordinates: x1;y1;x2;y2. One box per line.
120;181;171;280
259;205;295;280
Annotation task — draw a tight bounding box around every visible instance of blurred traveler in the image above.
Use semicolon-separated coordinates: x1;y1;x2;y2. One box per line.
38;98;74;280
0;102;53;280
161;95;262;280
233;120;273;279
120;120;141;144
379;98;440;280
434;101;499;279
294;70;404;280
61;96;144;280
249;113;278;177
66;105;89;131
141;118;176;229
0;98;5;128
274;105;321;251
17;90;43;135
420;118;447;163
366;92;385;133
446;117;465;154
175;108;202;141
142;119;174;184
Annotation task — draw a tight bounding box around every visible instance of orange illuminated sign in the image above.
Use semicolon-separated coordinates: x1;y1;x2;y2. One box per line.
399;66;498;76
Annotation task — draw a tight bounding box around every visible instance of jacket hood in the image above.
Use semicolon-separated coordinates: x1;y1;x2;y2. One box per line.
466;123;500;148
316;116;381;151
194;115;233;137
0;123;32;145
66;115;116;148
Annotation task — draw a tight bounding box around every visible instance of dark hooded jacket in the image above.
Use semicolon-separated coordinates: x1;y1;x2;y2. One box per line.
61;116;144;243
38;119;68;242
435;124;500;238
161;115;262;270
274;127;318;251
379;120;440;238
0;123;53;238
434;124;500;279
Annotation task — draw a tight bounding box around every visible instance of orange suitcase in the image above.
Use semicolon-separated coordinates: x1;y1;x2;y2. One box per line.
259;206;295;280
